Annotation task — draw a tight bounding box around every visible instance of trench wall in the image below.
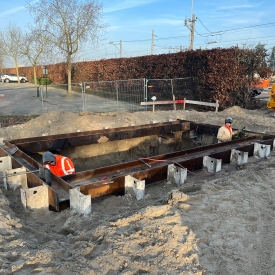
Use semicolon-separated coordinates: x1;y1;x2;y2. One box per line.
58;131;216;171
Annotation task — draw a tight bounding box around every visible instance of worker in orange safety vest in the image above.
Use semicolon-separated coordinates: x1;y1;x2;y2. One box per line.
217;117;238;143
42;151;75;186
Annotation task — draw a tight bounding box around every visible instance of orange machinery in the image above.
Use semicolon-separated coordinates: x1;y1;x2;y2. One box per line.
252;79;270;89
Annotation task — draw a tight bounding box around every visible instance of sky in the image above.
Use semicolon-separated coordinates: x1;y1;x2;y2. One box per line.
0;0;275;65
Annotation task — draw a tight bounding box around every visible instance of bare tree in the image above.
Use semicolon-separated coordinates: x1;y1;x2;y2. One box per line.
22;27;50;86
0;24;25;83
27;0;106;94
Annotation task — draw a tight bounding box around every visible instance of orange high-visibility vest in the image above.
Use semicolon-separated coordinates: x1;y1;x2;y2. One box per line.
44;155;75;177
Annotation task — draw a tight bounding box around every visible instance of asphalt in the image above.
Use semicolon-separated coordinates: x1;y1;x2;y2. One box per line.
0;82;145;115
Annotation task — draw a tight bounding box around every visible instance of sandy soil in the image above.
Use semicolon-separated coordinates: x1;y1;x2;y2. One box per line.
1;106;275;275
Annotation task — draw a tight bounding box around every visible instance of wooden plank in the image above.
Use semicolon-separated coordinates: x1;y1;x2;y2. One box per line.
141;100;184;105
185;100;219;107
141;99;218;109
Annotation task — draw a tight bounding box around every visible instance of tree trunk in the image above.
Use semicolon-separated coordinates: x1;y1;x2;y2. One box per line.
33;65;37;86
67;54;72;95
15;61;20;84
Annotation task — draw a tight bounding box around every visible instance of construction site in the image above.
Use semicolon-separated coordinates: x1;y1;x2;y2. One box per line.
1;83;275;274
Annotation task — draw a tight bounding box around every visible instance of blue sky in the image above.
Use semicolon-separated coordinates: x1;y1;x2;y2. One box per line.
1;0;275;64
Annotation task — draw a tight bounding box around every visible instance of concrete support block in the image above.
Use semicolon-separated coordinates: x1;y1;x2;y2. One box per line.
21;185;48;210
254;143;271;158
70;188;91;215
203;156;222;173
0;156;12;173
167;164;187;187
230;149;248;166
125;175;145;200
3;167;27;190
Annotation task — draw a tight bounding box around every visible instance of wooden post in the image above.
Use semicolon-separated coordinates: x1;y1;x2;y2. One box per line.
215;99;218;113
173;95;176;110
153;102;155;112
183;98;186;111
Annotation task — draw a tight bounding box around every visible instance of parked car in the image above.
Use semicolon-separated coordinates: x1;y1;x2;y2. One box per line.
1;74;28;83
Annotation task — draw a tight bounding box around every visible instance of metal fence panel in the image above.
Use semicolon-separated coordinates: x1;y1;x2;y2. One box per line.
0;77;199;116
146;77;199;111
84;79;146;113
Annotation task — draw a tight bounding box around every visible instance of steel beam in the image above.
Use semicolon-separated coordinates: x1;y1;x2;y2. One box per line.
10;121;190;153
64;136;273;199
2;121;275;211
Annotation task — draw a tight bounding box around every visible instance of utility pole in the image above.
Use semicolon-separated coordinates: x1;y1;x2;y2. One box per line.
119;40;122;58
109;41;122;58
184;0;196;50
184;14;196;50
151;30;155;55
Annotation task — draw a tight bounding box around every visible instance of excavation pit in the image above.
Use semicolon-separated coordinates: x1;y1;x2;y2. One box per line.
0;120;272;212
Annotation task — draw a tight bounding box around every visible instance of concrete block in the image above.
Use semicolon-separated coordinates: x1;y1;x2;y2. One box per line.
203;156;222;173
230;149;248;166
0;156;12;172
21;185;48;210
167;164;187;187
254;143;271;158
125;175;145;200
70;188;91;215
3;167;27;190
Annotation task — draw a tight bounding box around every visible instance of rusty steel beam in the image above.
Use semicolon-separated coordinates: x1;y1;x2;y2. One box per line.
10;121;190;153
63;135;274;200
4;121;275;211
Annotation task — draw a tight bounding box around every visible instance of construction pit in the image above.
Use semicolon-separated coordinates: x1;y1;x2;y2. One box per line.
0;119;274;213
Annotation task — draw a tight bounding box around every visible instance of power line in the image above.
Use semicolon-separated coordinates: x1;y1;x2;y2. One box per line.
197;17;212;33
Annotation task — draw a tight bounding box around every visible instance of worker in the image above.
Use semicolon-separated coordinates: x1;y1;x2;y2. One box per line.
42;151;75;186
217;117;238;143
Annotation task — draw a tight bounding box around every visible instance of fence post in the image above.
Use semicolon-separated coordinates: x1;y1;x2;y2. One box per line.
115;81;119;112
145;78;148;111
215;99;218;113
81;82;86;113
40;86;45;112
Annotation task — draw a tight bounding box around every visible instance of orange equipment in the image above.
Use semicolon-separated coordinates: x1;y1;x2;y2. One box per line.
267;84;275;114
252;79;270;89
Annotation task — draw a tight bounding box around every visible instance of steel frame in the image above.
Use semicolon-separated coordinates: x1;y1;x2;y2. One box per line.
1;120;274;211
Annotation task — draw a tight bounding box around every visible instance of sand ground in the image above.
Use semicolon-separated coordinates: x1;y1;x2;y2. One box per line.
1;106;275;275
